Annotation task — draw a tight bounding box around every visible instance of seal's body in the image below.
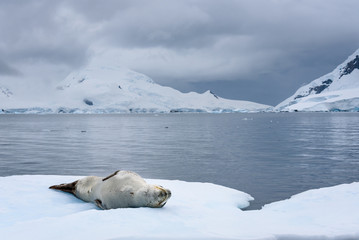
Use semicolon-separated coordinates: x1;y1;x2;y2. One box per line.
49;170;171;209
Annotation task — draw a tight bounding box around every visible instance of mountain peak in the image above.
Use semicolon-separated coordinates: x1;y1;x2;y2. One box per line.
1;62;271;113
276;48;359;112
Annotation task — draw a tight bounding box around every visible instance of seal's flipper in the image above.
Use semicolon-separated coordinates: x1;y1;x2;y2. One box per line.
49;180;78;194
102;170;120;181
95;199;105;209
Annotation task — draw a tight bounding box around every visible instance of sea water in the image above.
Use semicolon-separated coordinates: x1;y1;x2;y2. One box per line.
0;113;358;209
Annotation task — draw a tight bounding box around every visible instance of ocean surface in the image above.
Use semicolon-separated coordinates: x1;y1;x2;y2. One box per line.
0;112;358;210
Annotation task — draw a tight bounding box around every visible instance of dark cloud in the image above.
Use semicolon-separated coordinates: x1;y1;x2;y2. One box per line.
0;60;21;76
0;0;359;105
0;0;89;67
99;1;246;49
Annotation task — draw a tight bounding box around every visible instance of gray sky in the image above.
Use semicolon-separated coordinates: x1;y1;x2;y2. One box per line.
1;0;359;105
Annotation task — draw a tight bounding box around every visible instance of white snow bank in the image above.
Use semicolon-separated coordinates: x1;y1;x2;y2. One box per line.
0;175;358;240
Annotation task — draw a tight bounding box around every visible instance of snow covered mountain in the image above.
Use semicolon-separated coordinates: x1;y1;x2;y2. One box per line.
275;49;359;112
1;62;271;113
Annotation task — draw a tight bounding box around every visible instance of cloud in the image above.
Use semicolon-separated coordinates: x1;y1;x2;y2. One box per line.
85;0;359;79
0;60;21;76
0;0;359;105
0;1;91;67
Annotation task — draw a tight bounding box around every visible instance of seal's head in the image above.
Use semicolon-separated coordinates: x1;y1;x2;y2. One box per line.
145;185;172;208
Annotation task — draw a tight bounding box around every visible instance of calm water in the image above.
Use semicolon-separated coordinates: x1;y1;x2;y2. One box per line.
0;113;358;209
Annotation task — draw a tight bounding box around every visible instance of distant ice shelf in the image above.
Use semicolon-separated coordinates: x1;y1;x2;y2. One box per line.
0;107;270;114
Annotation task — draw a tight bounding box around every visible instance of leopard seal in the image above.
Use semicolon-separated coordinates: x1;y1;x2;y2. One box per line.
49;170;171;209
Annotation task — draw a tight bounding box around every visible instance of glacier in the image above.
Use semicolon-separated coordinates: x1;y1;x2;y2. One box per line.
275;49;359;112
0;61;271;114
1;175;359;240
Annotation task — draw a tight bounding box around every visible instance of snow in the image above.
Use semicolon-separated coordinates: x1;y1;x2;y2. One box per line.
1;175;359;240
0;59;271;114
276;49;359;112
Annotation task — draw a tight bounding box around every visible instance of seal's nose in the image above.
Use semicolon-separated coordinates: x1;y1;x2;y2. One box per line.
166;189;171;199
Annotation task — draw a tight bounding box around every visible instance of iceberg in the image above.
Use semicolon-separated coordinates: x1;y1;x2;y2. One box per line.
1;175;358;240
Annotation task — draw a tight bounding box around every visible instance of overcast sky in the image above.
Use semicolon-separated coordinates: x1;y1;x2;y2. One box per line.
1;0;359;105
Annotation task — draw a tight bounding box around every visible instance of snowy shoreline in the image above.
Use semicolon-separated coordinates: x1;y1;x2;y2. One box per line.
1;175;358;240
0;107;270;114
